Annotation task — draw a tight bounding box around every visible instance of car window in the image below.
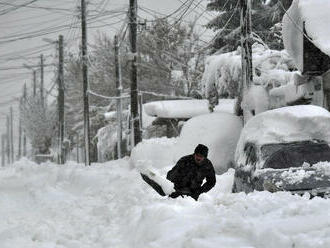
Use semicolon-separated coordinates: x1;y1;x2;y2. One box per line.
244;142;257;166
264;142;330;169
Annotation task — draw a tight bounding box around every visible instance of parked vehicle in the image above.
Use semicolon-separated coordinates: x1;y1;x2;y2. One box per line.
233;105;330;198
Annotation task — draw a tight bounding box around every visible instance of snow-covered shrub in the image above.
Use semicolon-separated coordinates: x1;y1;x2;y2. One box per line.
201;43;296;113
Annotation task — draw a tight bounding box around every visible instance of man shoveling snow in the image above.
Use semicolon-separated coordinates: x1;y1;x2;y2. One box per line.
138;144;216;200
167;144;216;200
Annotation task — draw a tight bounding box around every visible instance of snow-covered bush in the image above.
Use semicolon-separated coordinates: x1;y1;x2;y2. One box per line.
202;44;296;114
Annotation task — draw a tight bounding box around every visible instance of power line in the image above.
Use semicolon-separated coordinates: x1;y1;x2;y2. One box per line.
0;0;38;16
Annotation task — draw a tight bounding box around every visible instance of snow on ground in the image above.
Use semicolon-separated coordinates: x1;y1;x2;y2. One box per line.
1;156;330;248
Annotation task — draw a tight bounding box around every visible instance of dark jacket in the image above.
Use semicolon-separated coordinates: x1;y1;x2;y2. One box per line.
167;154;216;199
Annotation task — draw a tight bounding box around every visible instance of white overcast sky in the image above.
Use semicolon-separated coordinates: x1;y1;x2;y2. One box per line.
0;0;216;147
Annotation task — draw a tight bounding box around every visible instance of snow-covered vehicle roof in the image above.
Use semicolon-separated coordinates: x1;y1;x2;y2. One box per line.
144;99;235;119
235;105;330;167
283;0;330;72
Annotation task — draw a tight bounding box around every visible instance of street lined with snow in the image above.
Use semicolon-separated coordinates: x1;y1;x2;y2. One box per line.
1;145;330;248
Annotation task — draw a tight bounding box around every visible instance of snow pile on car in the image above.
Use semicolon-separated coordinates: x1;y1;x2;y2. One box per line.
144;99;235;118
236;105;330;167
174;112;243;174
131;112;243;174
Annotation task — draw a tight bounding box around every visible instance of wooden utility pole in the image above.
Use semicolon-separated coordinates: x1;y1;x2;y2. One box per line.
114;35;123;159
129;0;141;146
1;134;5;166
81;0;91;165
18;100;22;160
23;84;27;157
236;0;253;117
40;54;44;108
58;35;65;164
10;106;14;163
33;70;36;97
76;133;80;163
6;116;10;164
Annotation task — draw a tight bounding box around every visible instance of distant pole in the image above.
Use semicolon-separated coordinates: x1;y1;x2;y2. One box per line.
23;130;27;157
114;35;123;159
10;106;14;163
6;116;10;164
1;134;5;166
139;93;143;130
76;133;80;163
33;70;36;97
236;0;253;118
81;0;91;165
23;84;27;157
40;54;44;108
129;0;141;146
58;35;65;164
18;100;22;159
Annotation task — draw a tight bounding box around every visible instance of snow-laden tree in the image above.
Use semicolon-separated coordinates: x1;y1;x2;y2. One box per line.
202;44;296;111
138;18;205;97
206;0;292;52
20;96;57;155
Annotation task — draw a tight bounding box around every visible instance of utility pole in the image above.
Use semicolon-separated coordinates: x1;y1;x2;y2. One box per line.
76;133;80;163
81;0;91;165
58;35;65;164
18;99;22;160
114;35;123;159
236;0;253;119
23;84;27;157
10;106;14;163
33;70;36;97
129;0;141;146
1;134;5;166
6;116;10;164
40;54;44;108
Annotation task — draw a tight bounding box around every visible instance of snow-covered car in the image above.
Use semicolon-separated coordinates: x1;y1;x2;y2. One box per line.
233;105;330;197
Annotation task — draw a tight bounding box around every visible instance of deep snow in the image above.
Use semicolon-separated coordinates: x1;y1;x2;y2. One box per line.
1;140;330;247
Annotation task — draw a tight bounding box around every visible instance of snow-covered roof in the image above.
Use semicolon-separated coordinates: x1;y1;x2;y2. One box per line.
282;0;330;71
144;99;235;119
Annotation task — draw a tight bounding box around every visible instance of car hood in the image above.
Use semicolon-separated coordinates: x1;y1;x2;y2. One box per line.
255;167;330;196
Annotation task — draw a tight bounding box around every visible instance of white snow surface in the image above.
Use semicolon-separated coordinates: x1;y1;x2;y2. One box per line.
236;105;330;167
2;155;330;247
144;99;235;118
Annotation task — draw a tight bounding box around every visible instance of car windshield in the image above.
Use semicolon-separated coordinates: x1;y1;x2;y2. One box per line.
261;140;330;169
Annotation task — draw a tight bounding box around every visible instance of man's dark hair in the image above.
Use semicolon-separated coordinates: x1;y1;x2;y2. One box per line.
194;144;208;158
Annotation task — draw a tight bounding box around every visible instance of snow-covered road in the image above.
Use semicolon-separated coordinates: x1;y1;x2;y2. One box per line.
1;157;330;248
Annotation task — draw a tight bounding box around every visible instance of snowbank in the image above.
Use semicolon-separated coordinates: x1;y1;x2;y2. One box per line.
144;99;235;118
1;158;330;248
236;105;330;167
